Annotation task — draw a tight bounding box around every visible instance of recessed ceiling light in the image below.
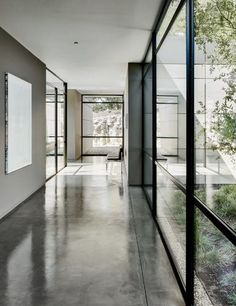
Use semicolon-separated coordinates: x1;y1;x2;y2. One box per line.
74;41;78;45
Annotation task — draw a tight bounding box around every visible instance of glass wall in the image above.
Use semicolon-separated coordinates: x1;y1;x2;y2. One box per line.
143;65;154;205
142;0;236;305
156;3;186;185
46;70;67;179
194;0;236;231
193;1;236;305
46;85;56;179
156;166;186;281
57;91;65;171
82;95;123;155
195;208;236;306
156;2;187;283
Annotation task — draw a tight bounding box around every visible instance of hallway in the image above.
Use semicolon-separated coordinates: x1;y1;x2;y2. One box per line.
0;158;184;306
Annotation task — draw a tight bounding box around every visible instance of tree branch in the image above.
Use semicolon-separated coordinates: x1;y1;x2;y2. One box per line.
215;1;236;30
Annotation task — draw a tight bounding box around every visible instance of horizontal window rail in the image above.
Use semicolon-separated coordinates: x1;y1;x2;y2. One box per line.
155;161;236;246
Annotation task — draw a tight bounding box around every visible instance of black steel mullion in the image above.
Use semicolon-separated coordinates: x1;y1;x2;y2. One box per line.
64;82;68;167
186;0;195;304
152;33;157;218
157;94;179;97
55;87;58;173
81;98;83;155
122;95;124;154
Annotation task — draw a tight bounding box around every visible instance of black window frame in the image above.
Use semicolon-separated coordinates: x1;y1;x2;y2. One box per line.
141;1;236;305
46;68;67;180
81;94;124;156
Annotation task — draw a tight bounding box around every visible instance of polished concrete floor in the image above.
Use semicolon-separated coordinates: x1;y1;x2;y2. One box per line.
0;158;184;306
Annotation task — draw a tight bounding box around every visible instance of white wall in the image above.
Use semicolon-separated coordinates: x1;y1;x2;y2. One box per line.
67;90;82;160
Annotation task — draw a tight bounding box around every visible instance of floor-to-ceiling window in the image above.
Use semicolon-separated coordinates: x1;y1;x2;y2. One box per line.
143;54;154;207
46;69;67;179
142;0;236;305
194;0;236;304
82;95;123;156
46;84;56;179
156;1;187;284
57;89;66;171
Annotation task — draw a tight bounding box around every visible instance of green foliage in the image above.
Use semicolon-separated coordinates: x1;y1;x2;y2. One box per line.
228;293;236;306
211;108;236;154
220;271;236;305
195;0;236;66
92;103;122;113
195;0;236;155
220;270;236;290
172;191;186;225
195;212;224;269
84;96;122;103
213;185;236;228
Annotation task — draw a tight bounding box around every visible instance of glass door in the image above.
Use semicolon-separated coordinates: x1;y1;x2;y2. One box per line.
46;85;56;179
57;90;65;171
46;69;67;179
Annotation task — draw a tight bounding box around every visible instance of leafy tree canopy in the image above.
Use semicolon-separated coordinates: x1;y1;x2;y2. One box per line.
195;0;236;154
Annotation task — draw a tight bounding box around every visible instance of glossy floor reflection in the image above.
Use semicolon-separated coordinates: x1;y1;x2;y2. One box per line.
0;157;184;306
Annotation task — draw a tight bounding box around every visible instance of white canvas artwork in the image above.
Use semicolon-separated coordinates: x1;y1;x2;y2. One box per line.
5;73;32;173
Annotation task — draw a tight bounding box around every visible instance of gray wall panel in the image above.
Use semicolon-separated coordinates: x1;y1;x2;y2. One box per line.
0;27;46;218
125;63;142;185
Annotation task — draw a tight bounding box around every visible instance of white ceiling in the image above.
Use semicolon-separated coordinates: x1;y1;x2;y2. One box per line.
0;0;163;93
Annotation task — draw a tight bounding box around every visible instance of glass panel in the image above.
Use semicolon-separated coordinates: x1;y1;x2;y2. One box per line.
156;4;186;184
83;103;122;137
157;102;178;138
46;70;64;92
144;153;153;205
143;45;152;75
143;62;154;207
46;92;56;179
157;101;178;156
57;95;65;171
83;137;122;155
195;208;236;306
157;138;178;156
156;166;186;282
144;65;153;156
83;95;123;103
144;46;152;64
194;0;236;230
156;0;182;47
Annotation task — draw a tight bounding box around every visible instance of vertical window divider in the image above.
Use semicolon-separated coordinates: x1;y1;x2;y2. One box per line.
64;82;68;167
81;94;84;158
55;87;58;173
186;0;195;304
141;64;144;187
152;32;157;218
